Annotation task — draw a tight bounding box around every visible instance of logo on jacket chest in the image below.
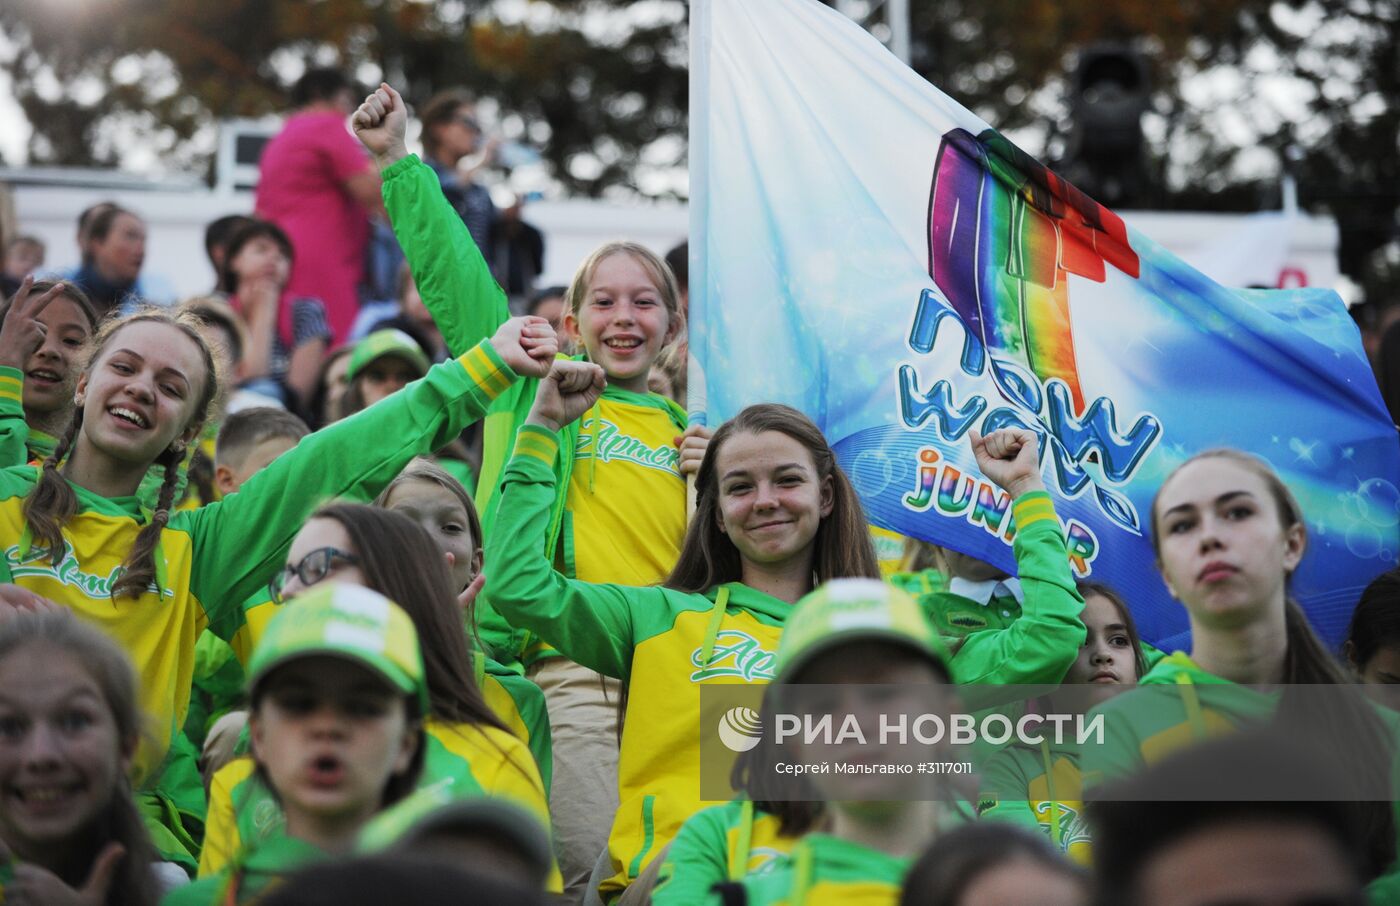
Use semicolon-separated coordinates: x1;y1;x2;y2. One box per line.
575;417;680;475
5;542;168;599
689;630;777;682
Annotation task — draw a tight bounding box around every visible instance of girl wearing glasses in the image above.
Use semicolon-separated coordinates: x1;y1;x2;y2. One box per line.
198;504;557;890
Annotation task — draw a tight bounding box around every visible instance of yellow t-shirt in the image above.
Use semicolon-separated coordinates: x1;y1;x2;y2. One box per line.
566;393;685;585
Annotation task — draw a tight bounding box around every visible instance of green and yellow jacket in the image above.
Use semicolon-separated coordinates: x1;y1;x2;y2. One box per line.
165;834;326;906
1084;652;1400;898
715;834;909;906
0;340;515;783
977;735;1092;864
381;153;687;670
486;430;1084;900
652;800;800;906
198;718;552;885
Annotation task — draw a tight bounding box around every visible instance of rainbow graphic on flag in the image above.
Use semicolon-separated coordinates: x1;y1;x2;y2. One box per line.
927;128;1140;414
692;0;1399;648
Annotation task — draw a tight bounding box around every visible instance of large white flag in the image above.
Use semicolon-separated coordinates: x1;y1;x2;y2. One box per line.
689;0;1398;648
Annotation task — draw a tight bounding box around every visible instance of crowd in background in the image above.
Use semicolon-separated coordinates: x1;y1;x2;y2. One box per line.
0;68;1396;906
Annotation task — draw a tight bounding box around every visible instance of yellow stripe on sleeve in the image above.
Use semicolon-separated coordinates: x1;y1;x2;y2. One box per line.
0;373;22;404
1012;492;1059;531
458;343;514;399
513;425;559;467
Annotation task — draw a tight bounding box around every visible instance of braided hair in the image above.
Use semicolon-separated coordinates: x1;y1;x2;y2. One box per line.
22;308;222;600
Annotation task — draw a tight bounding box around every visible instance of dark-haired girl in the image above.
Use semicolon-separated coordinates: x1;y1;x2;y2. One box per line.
0;276;99;467
221;219;331;410
1084;449;1400;893
488;360;1086;901
199;505;554;891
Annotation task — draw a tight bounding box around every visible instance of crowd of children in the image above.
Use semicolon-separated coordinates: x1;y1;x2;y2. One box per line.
0;78;1396;906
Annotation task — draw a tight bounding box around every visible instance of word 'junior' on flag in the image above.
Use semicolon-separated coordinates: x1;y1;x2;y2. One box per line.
687;0;1399;649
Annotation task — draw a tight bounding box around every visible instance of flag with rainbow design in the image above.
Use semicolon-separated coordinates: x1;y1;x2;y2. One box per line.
689;0;1399;648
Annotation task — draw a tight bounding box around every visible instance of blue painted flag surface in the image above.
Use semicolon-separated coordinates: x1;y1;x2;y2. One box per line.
689;0;1399;648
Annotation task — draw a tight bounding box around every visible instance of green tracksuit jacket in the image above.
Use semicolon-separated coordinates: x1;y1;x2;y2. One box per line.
380;153;687;668
486;428;1085;899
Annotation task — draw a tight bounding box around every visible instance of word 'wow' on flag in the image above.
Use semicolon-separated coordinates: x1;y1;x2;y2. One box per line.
688;0;1399;648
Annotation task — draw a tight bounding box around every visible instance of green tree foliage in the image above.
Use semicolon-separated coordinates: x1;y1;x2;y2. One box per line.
0;0;686;197
897;0;1399;303
2;0;1395;299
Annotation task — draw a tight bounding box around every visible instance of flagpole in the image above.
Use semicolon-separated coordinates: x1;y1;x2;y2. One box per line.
686;0;713;519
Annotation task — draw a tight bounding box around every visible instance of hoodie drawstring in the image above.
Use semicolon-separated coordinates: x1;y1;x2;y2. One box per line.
728;798;755;881
582;402;599;495
1176;672;1209;739
1039;739;1062;851
699;586;732;671
788;838;814;906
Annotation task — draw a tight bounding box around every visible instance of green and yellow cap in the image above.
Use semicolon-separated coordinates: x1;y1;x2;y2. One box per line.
248;583;429;714
356;782;554;885
346;329;431;382
775;578;951;684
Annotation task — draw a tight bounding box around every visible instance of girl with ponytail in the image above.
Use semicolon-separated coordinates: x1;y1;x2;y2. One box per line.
1084;448;1398;889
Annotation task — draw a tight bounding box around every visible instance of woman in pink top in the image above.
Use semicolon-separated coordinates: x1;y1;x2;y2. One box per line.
255;68;383;343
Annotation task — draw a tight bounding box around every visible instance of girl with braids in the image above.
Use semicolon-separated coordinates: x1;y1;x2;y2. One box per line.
0;280;213;515
199;504;557;892
0;303;555;791
1083;449;1400;895
0;612;162;906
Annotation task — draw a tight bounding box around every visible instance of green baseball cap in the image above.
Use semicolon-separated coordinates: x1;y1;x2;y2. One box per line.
775;578;952;684
248;583;429;714
346;329;431;382
357;783;554;886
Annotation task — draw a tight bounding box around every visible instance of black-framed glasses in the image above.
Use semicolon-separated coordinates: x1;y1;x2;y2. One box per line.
459;114;481;132
269;547;360;604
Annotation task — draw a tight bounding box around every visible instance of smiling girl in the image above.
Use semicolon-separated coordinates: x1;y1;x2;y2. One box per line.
354;82;707;895
487;363;1084;901
0;278;99;465
488;378;875;902
653;428;1086;906
166;583;427;906
0;304;552;793
0;612;160;906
